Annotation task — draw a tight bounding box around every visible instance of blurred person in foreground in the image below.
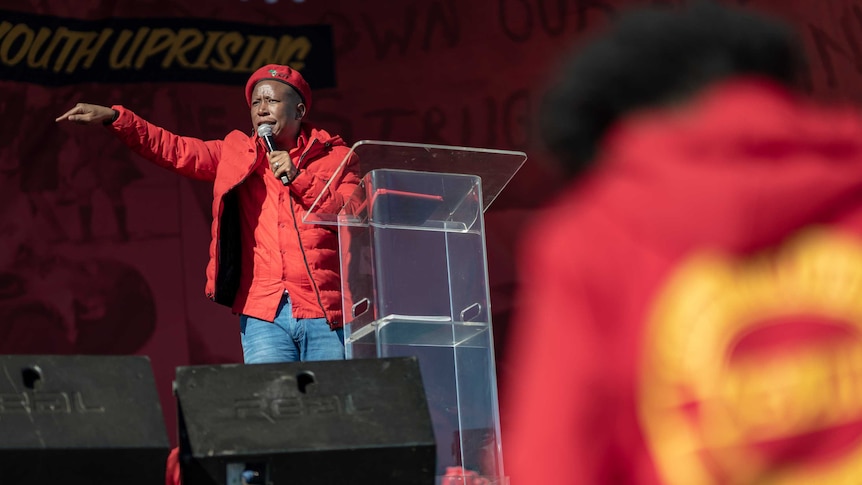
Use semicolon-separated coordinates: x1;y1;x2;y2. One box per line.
504;1;862;484
57;65;359;363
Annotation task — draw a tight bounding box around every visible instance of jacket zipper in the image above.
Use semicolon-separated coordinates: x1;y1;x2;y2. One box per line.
288;139;329;322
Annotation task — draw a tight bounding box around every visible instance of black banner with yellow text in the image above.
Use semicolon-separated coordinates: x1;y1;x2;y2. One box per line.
0;9;335;87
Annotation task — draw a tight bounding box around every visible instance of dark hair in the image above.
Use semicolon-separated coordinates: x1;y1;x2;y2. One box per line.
539;0;804;179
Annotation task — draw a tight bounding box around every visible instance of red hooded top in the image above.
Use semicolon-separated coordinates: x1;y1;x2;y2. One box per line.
504;78;862;484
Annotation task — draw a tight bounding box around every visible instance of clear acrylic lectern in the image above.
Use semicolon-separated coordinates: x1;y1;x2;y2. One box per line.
305;141;526;484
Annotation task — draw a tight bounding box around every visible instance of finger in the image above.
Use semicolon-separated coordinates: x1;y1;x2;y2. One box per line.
269;156;285;173
270;154;292;170
270;158;282;174
273;160;295;179
55;107;81;122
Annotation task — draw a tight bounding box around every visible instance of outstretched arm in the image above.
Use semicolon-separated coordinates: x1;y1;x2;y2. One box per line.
57;103;221;182
55;103;116;125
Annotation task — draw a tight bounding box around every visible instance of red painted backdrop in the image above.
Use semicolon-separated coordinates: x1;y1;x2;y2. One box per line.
2;0;861;446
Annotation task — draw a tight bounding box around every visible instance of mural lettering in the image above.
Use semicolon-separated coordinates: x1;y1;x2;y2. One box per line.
807;4;862;90
321;0;459;61
498;0;615;42
355;89;531;149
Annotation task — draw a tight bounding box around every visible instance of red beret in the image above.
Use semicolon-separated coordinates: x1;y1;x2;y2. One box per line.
245;64;312;113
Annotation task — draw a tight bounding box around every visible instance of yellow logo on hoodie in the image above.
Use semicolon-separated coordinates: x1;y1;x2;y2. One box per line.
639;229;862;484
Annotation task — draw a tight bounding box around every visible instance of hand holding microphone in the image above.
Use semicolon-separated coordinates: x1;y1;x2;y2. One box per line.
257;124;295;186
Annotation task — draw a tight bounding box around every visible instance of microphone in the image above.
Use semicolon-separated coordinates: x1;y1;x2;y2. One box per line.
257;124;290;185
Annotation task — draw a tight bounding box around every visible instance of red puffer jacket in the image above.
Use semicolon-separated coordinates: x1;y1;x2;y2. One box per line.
108;106;359;326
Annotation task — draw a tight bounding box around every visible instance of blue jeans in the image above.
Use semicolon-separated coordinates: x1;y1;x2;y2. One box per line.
239;293;344;363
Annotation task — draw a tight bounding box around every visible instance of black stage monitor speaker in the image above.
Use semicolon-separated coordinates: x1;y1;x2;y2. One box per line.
175;356;436;485
0;355;170;485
